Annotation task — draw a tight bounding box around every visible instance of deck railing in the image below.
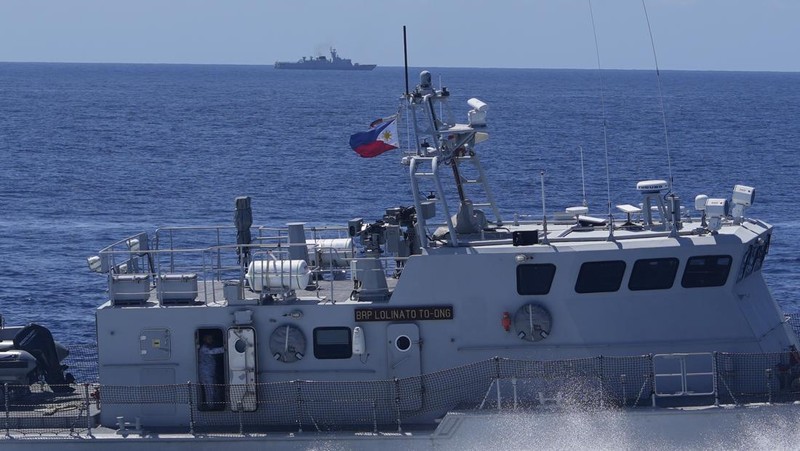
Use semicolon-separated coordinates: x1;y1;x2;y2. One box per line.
6;343;800;440
93;225;409;305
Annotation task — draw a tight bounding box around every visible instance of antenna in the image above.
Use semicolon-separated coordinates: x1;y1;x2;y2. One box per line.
403;26;410;97
578;145;587;208
540;171;549;245
438;74;443;119
641;0;673;193
588;0;614;241
402;26;412;153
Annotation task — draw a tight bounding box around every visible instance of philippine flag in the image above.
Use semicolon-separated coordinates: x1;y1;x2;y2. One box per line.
349;116;399;158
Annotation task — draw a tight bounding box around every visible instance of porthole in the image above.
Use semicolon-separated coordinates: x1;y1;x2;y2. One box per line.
234;338;247;353
395;335;412;352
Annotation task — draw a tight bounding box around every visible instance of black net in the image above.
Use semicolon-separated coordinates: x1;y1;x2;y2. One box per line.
1;383;91;438
494;357;602;408
193;379;400;433
101;383;189;404
787;312;800;339
600;355;653;407
715;351;800;405
62;343;99;383
417;359;494;413
5;352;800;439
191;354;659;433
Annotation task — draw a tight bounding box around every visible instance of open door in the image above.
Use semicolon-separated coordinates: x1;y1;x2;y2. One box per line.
227;327;258;411
196;328;226;411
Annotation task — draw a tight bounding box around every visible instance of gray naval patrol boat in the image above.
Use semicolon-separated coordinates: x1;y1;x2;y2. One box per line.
5;71;800;450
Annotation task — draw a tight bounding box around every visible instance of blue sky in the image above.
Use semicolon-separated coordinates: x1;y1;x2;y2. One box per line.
1;0;798;71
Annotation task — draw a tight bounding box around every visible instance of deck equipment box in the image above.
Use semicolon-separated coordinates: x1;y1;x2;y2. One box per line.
158;273;198;304
110;274;151;305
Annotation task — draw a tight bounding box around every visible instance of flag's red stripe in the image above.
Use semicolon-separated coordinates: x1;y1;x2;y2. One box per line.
354;141;398;158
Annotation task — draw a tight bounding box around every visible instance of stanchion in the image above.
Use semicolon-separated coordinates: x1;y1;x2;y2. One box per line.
237;401;244;436
713;352;720;407
766;368;773;404
620;374;627;406
4;383;10;438
295;381;303;433
84;384;94;438
598;355;605;408
187;382;195;435
394;378;402;433
372;399;378;433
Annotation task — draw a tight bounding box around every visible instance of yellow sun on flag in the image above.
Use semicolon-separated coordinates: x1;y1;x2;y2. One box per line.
381;129;393;141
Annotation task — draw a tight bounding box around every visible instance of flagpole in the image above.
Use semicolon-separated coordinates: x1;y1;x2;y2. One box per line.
403;26;409;97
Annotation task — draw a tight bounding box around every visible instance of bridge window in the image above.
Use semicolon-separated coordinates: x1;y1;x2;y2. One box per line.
575;261;626;293
681;255;732;288
516;264;556;295
629;258;679;291
313;327;352;359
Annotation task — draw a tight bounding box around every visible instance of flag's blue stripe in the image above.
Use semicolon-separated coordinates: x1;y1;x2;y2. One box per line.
349;120;392;150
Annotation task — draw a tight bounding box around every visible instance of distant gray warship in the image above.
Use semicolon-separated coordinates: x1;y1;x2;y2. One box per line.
274;47;376;70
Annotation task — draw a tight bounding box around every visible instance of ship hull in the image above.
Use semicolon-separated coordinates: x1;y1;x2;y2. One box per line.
274;63;376;70
5;403;800;450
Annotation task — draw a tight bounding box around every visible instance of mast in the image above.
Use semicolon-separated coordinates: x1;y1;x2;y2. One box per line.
403;71;502;250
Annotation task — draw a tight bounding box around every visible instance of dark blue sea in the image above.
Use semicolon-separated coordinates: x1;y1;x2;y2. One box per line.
1;63;799;356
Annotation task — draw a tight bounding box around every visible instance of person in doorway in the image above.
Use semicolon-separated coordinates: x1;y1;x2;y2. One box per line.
199;333;225;409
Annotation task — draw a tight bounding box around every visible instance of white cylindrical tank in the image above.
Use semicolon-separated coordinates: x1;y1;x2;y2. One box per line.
247;259;311;291
312;238;354;267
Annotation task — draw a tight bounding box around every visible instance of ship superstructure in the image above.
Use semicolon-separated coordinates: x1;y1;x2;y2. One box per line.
81;71;797;430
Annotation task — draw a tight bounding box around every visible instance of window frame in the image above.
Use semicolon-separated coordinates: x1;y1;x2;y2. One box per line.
681;255;733;288
516;263;557;295
628;258;680;291
313;326;353;360
574;260;627;294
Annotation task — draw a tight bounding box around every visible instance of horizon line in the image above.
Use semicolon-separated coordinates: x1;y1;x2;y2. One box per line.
1;60;798;74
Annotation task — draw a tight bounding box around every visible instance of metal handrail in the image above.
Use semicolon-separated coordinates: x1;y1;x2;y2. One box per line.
653;352;716;398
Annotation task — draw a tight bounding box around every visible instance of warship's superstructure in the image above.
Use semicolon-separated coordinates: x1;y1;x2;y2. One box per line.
274;47;376;70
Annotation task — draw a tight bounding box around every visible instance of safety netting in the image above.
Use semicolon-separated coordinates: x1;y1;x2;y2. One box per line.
4;312;800;438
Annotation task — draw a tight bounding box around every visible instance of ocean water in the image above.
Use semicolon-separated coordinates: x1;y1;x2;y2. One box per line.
1;63;799;351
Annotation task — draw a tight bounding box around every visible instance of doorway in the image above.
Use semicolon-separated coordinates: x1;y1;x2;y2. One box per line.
196;328;226;411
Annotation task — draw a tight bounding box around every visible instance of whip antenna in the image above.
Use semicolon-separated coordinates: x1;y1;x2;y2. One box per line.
578;145;587;208
402;26;411;152
588;0;614;240
540;171;549;245
403;26;410;97
641;0;673;192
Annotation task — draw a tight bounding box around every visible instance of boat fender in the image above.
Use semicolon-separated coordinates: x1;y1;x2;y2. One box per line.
352;326;366;355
